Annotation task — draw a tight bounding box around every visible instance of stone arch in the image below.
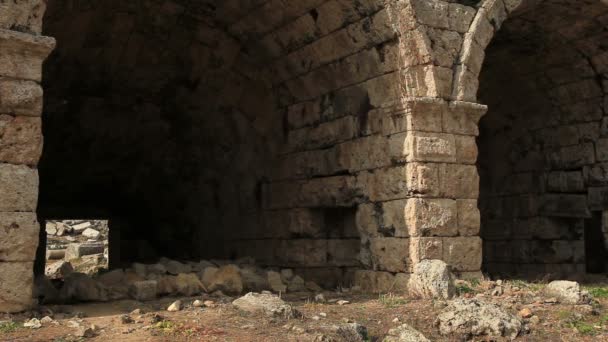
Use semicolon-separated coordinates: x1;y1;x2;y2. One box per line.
474;0;608;278
0;0;445;312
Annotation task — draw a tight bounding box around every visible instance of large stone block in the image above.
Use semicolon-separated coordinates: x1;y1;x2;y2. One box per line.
0;212;38;261
0;0;45;33
0;261;33;312
457;199;480;236
406;132;456;163
0;115;42;165
0;163;38;212
540;194;590;218
0;79;42;116
353;270;408;293
410;237;443;264
405;198;457;237
443;237;482;271
0;29;55;81
439;164;479;199
369;238;410;272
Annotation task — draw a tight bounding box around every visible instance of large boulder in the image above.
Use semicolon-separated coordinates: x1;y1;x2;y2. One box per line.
383;323;430;342
199;266;218;289
59;273;108;302
436;299;521;340
129;280;158;301
33;275;60;304
267;271;287;293
408;259;455;300
160;258;191;275
232;292;299;318
543;281;591;304
208;265;243;295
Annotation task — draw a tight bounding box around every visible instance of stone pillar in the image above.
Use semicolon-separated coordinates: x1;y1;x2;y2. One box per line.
0;2;55;312
405;99;487;278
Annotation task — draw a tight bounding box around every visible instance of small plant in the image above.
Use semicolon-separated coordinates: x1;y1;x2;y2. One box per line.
378;293;407;308
154;320;176;334
586;286;608;299
569;321;596;335
0;321;19;334
469;278;481;287
456;284;475;295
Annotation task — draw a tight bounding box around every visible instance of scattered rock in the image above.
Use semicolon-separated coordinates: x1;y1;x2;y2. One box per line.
267;271;287;293
233;292;300;318
436;298;522;340
529;315;540;325
45;260;74;280
45;249;66;260
334;323;368;342
199;266;218;289
129;280;158;301
337;300;350;305
65;243;104;261
167;300;182;312
75;325;96;338
203;300;216;308
208;265;243;295
60;272;108;302
315;293;326;302
306;281;323;292
162;259;191;275
40;316;55;324
45;222;58;235
72;221;92;232
543;281;590;304
23;318;42;329
518;308;533;319
193;300;204;307
408;260;455;300
383;323;430;342
82;228;100;240
120;315;134;324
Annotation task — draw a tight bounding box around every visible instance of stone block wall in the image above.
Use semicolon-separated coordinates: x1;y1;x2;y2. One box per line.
0;0;54;312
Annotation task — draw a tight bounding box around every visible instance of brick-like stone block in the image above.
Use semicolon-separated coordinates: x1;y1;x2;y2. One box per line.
0;0;45;33
327;239;360;266
0;212;38;261
406;132;456;163
0;79;43;116
455;135;477;164
286;239;327;266
409;237;443;264
0;261;33;312
0;29;55;81
589;187;608;210
0;163;38;212
405;198;457;237
0;115;42;166
540;194;590;218
65;243;105;260
457;199;480;236
369;238;410;272
443;237;482;271
440;164;479;199
444;101;487;136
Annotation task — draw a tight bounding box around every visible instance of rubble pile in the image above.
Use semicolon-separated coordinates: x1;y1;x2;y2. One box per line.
37;256;325;304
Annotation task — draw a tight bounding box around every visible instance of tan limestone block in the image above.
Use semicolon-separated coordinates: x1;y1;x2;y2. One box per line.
0;212;38;261
0;261;34;313
406;132;456;163
457;199;480;236
409;237;443;264
443;237;482;271
0;163;38;211
369;238;410;273
0;115;42;166
0;29;55;81
406;198;457;237
440;164;479;199
0;79;42;116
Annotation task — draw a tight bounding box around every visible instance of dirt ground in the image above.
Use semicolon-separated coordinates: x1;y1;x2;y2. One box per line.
3;280;608;342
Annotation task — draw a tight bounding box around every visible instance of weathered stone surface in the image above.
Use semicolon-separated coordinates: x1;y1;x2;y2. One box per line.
175;273;205;296
0;80;43;116
0;164;38;212
208;265;243;295
0;29;55;81
0;212;38;261
436;299;522;340
232;292;299;318
0;0;46;33
129;280;158;301
60;272;108;302
334;323;369;342
0;115;42;165
383;323;430;342
543;281;591;304
408;259;455;300
65;243;104;261
45;260;73;280
0;261;34;312
267;270;287;292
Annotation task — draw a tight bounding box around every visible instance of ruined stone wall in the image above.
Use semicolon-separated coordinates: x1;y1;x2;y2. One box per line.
478;0;608;278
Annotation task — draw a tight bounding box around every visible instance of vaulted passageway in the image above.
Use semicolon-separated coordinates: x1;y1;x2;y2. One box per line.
478;0;608;278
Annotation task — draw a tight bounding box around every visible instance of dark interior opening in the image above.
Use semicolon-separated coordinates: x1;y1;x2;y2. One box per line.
584;211;607;273
478;1;608;279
